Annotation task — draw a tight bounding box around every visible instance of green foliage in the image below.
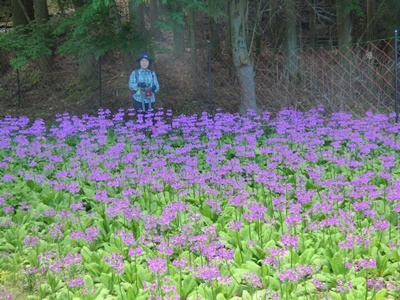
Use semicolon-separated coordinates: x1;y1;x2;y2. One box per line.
53;3;149;61
0;22;54;70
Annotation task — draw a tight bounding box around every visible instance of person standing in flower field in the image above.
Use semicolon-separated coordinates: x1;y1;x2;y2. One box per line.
128;52;160;113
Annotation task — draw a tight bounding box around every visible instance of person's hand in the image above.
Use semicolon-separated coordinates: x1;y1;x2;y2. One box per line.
137;82;147;88
151;85;157;92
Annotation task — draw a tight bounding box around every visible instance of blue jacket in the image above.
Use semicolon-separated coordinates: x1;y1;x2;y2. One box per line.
128;68;160;104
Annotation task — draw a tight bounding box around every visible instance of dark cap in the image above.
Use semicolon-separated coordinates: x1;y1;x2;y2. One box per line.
136;52;152;63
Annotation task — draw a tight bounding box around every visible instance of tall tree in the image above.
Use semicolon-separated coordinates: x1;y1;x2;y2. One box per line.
33;0;48;22
284;0;299;83
33;0;50;71
335;0;357;110
230;0;257;113
336;0;353;48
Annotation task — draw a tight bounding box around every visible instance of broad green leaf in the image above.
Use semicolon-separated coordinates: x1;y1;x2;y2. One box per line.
330;252;345;275
350;276;365;287
375;289;388;300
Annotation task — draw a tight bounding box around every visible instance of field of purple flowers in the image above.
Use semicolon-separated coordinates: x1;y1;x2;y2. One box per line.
0;107;400;300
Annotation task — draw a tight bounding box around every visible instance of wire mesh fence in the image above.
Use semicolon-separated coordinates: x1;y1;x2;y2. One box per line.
194;37;398;118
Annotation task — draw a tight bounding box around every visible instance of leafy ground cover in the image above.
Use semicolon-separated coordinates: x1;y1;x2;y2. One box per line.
0;107;400;300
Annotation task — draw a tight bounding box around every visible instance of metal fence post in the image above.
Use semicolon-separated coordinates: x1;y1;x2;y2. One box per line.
395;30;399;123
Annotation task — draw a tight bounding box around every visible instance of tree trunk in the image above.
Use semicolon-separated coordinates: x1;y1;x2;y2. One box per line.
33;0;51;72
12;0;34;26
230;0;257;113
33;0;48;22
285;0;300;84
336;0;353;111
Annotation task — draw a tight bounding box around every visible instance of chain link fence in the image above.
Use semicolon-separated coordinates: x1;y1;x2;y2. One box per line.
189;37;398;118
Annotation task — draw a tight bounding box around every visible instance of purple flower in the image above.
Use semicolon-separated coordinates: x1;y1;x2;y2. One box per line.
128;246;144;256
2;206;14;214
281;233;299;248
63;252;82;269
69;277;84;288
104;252;125;274
172;257;187;269
194;265;221;281
227;220;242;230
0;292;12;300
24;235;39;247
2;174;15;182
147;257;167;275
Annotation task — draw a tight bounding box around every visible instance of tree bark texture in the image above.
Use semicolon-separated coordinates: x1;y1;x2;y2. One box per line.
336;0;353;110
230;0;257;113
33;0;48;23
285;0;299;83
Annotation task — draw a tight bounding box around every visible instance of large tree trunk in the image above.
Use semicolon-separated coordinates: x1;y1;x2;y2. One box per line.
33;0;48;22
230;0;257;113
33;0;51;72
284;0;299;84
336;0;353;111
12;0;34;26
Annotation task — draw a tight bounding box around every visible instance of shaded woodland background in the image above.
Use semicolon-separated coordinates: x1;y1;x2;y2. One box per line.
0;0;399;121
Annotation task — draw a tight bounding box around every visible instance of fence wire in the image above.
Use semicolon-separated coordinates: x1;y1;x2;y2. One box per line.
194;38;398;117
